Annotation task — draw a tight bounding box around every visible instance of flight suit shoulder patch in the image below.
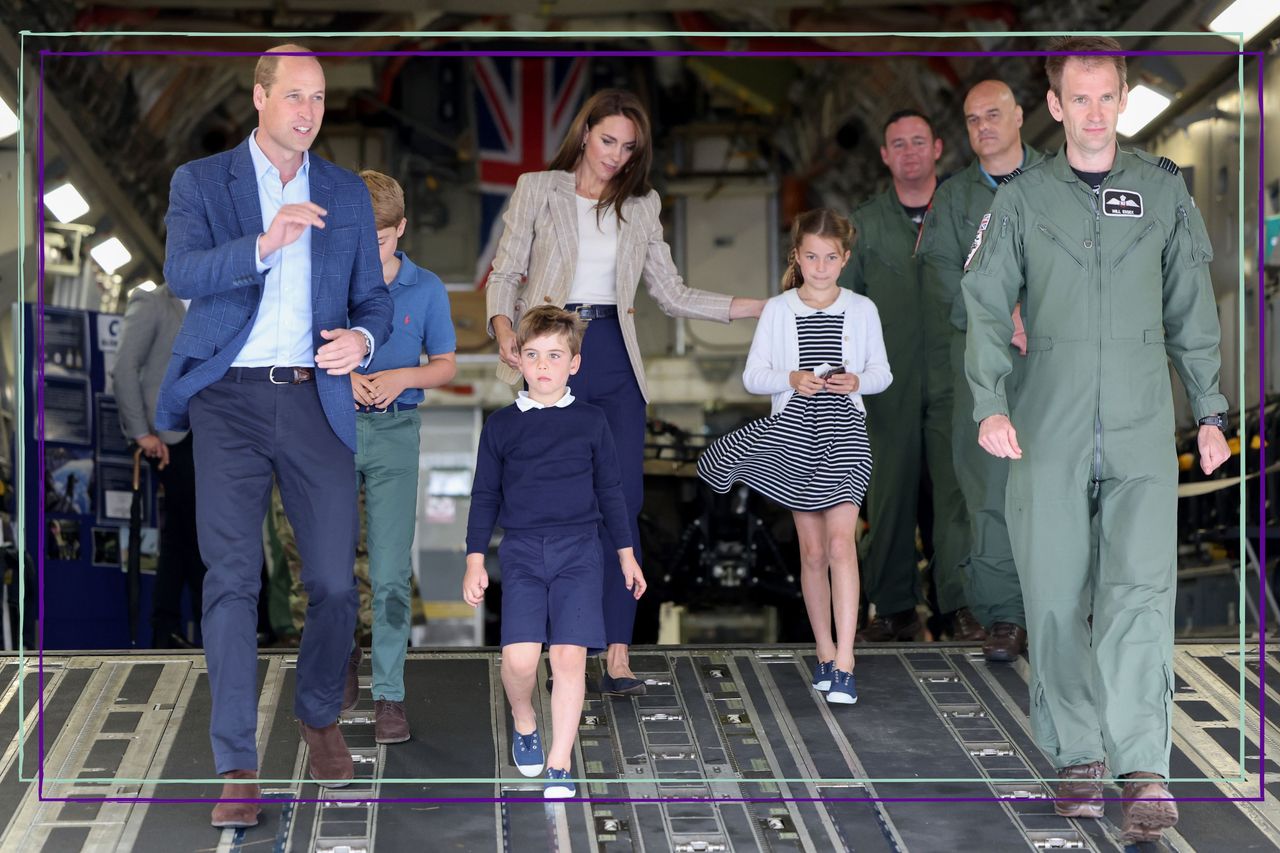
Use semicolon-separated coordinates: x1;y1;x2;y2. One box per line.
1156;156;1181;176
963;212;993;271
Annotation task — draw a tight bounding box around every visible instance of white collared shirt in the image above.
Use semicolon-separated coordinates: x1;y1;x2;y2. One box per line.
515;388;576;411
233;130;315;368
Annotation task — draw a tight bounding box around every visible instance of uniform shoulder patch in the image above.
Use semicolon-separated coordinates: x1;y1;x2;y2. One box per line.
997;167;1023;185
1156;156;1181;176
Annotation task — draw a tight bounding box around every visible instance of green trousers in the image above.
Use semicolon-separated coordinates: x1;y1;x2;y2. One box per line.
355;409;422;703
1007;355;1177;777
950;331;1024;628
863;341;970;615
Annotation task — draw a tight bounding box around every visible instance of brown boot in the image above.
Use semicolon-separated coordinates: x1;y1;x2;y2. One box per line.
950;608;988;641
374;699;410;744
342;645;362;712
1054;761;1106;818
856;608;921;642
299;721;353;787
1120;772;1178;842
210;769;261;828
982;622;1028;662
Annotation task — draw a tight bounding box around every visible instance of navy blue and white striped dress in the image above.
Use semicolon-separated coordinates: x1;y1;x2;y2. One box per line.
697;309;873;512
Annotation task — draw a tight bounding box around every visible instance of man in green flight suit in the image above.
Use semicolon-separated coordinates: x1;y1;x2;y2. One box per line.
961;36;1230;843
917;79;1042;662
841;110;979;643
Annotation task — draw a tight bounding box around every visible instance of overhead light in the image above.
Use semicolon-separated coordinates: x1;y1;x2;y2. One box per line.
1208;0;1280;43
0;96;16;141
89;237;131;274
135;279;157;292
43;182;90;223
1117;85;1173;138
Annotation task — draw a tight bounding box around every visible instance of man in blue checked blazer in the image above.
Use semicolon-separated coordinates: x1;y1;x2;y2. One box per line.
155;44;392;830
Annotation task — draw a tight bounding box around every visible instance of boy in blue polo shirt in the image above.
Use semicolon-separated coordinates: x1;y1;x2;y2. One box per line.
351;170;457;744
463;306;646;799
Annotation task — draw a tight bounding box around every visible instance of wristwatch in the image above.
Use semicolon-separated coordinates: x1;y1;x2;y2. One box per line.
1198;413;1227;430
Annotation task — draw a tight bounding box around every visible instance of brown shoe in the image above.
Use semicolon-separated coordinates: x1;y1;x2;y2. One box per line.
342;645;362;712
982;622;1028;662
1120;772;1178;842
299;721;353;787
210;769;261;828
950;607;988;641
1054;761;1106;818
374;699;410;744
856;608;922;642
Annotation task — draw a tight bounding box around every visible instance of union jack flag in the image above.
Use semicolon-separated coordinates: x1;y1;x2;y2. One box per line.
472;56;589;289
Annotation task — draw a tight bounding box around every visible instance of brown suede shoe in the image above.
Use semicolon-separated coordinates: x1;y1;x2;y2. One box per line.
210;769;261;828
950;607;988;641
982;622;1028;662
1054;760;1106;818
299;721;353;787
342;645;362;712
1120;772;1178;842
374;699;410;744
856;608;922;642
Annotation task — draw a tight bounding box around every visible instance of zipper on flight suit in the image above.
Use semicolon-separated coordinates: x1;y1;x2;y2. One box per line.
1113;220;1156;267
1035;224;1087;270
1089;189;1103;500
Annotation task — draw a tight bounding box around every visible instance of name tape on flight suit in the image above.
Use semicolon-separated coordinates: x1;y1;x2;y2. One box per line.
964;212;993;271
1102;189;1143;218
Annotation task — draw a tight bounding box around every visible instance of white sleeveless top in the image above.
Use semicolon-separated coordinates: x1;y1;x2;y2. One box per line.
566;194;619;306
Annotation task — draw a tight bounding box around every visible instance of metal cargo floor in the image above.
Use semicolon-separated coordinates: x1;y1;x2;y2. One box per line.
1;643;1276;852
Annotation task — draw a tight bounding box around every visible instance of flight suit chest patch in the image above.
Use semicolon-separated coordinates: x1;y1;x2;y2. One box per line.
964;212;992;271
1102;188;1143;218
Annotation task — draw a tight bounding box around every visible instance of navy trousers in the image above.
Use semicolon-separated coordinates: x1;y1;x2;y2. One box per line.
190;373;358;774
569;315;645;647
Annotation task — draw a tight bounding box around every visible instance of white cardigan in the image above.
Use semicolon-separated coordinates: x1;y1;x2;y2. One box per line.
742;288;893;416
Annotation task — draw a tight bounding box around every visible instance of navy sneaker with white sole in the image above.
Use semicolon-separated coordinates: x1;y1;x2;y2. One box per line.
812;659;834;692
544;767;576;799
826;669;857;704
512;727;544;777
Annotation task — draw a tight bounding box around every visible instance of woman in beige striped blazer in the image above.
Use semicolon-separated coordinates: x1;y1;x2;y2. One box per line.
486;89;764;694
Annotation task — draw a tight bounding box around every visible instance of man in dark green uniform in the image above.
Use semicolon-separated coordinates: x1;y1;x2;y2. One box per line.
917;80;1041;662
842;110;978;642
961;37;1230;842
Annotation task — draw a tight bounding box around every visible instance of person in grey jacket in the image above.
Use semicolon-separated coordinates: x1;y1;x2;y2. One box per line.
112;282;202;648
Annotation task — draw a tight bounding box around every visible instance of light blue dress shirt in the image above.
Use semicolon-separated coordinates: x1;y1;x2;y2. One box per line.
234;130;372;368
233;130;315;367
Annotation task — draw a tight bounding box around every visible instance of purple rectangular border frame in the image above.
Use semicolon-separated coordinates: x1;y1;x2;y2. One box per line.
28;42;1267;808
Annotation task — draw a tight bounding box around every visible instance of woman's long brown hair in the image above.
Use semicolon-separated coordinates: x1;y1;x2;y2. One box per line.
547;89;653;224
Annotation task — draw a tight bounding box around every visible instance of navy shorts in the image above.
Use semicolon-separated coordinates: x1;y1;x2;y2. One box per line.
499;531;606;651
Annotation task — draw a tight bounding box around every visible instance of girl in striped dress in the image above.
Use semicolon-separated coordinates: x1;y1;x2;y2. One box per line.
697;208;892;705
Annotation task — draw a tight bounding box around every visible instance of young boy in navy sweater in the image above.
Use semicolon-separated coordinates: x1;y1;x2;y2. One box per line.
463;305;646;798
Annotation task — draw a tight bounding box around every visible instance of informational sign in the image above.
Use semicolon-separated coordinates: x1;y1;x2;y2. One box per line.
97;458;146;525
97;314;122;396
25;304;159;649
96;395;129;457
42;376;91;444
97;313;122;352
42;307;89;377
44;446;93;515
